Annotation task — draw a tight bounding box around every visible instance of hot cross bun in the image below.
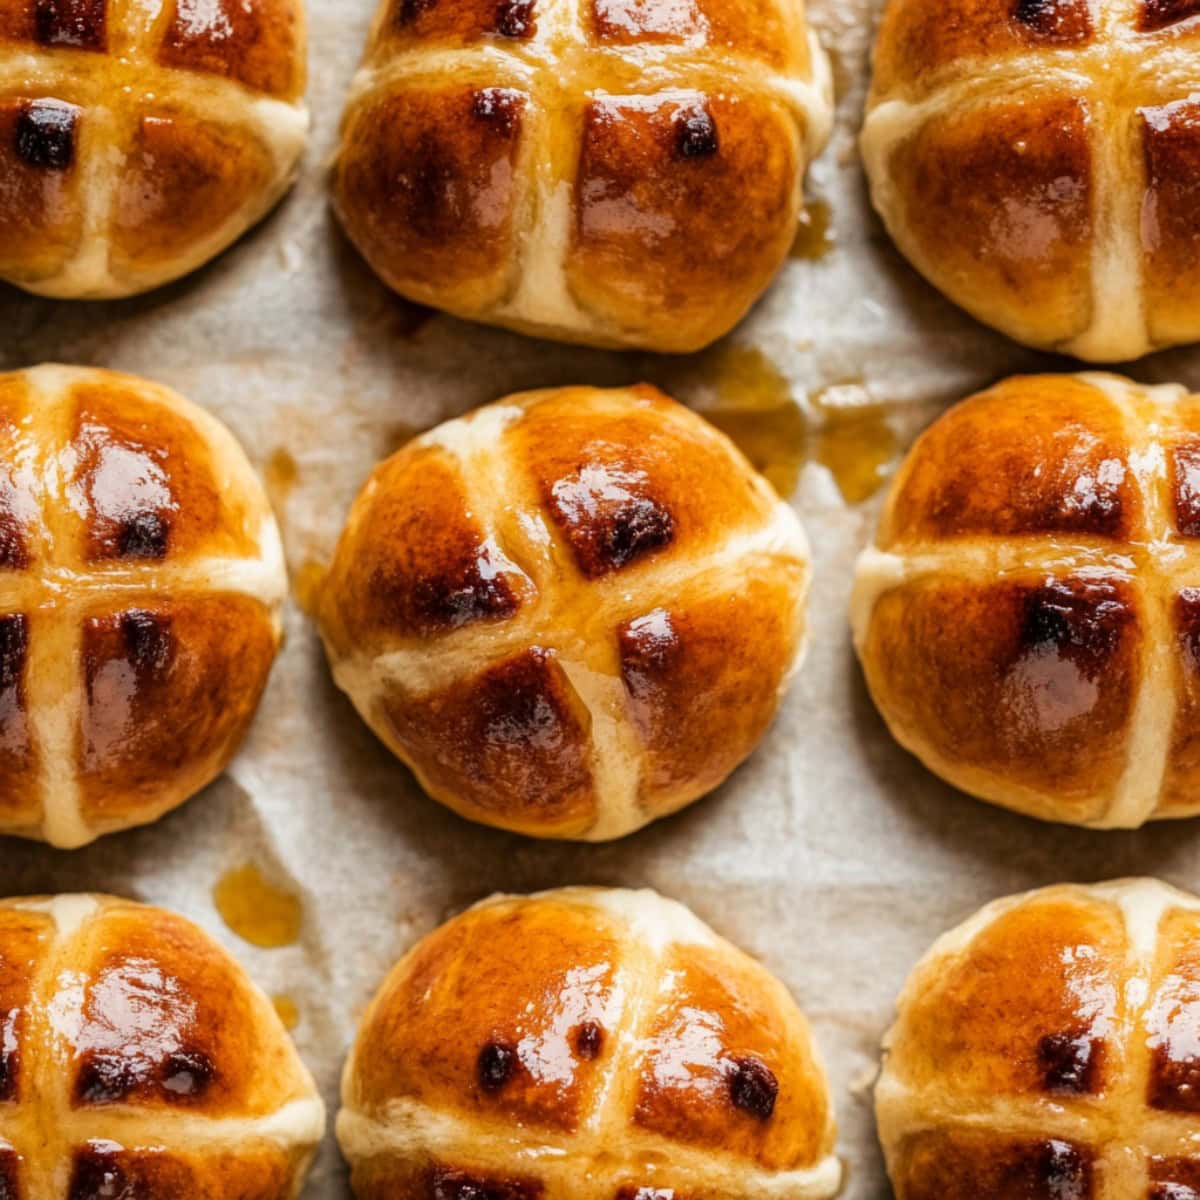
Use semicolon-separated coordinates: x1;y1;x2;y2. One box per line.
853;371;1200;828
332;0;832;351
0;893;324;1200
337;887;840;1200
0;365;286;848
0;0;308;298
862;0;1200;360
878;879;1200;1200
317;384;811;841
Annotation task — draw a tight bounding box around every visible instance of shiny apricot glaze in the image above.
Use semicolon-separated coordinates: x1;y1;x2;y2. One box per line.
0;366;286;848
879;879;1200;1200
338;888;840;1200
331;0;833;351
853;372;1200;828
0;894;323;1199
862;0;1200;360
0;0;308;299
317;385;811;842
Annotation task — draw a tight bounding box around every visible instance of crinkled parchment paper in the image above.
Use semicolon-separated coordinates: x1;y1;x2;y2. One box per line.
5;1;1200;1194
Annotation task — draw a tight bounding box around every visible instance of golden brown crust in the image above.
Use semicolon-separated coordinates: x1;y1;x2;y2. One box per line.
862;0;1200;358
0;365;285;850
854;372;1200;828
0;894;323;1199
77;595;279;825
878;375;1138;548
333;0;831;351
319;385;810;842
333;85;526;315
869;94;1094;351
338;889;839;1200
0;0;307;298
379;647;598;836
564;92;800;351
877;880;1200;1200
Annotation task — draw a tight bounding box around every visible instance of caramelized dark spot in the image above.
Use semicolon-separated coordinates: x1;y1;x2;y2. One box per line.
1038;1032;1103;1094
1178;591;1200;677
619;609;678;701
430;1168;543;1200
394;0;436;23
1140;0;1200;29
120;611;173;677
1019;580;1131;675
117;510;168;559
673;103;718;159
15;99;79;170
495;0;535;35
478;1041;516;1092
573;1021;604;1059
728;1055;778;1120
472;88;523;137
0;1151;18;1200
35;0;106;49
0;616;28;694
76;1052;138;1104
616;1191;675;1200
548;465;675;578
1011;0;1091;39
1151;1046;1200;1112
1152;1185;1200;1200
1173;442;1200;536
68;1143;128;1200
160;1049;215;1098
1034;1140;1091;1198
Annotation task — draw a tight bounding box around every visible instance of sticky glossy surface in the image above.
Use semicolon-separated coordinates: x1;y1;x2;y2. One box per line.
0;98;84;283
883;95;1094;349
893;1132;1095;1200
0;366;283;848
335;0;828;352
0;895;322;1199
1140;100;1200;348
335;86;526;314
862;573;1140;822
320;386;808;841
340;890;837;1194
634;943;831;1168
567;93;798;350
212;864;303;949
879;376;1135;548
885;894;1126;1097
0;0;306;297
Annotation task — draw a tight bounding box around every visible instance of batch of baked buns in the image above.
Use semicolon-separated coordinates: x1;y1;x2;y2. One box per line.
2;0;1200;1195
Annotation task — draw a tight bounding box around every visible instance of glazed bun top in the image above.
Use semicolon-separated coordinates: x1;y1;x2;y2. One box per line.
0;365;286;849
853;371;1200;829
338;887;840;1200
861;0;1200;360
0;893;324;1199
318;384;810;842
878;878;1200;1200
0;0;308;299
332;0;832;351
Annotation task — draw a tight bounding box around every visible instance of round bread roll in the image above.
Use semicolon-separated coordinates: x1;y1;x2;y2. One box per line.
331;0;833;352
860;0;1200;361
0;364;287;849
852;371;1200;829
0;0;308;299
337;887;841;1200
0;893;324;1198
317;384;811;841
877;878;1200;1200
